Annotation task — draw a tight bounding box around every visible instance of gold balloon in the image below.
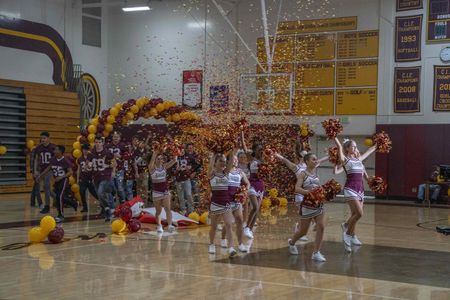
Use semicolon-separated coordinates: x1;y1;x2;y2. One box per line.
90;118;99;126
87;133;96;143
111;219;127;234
72;149;82;159
126;111;134;120
156;103;165;113
87;125;97;134
40;216;56;235
69;176;76;185
0;146;7;155
106;115;115;124
27;139;35;150
105;123;113;132
172;113;180;122
109;107;119;116
73;141;81;150
130;105;139;114
188;212;200;222
28;227;46;243
364;138;374;147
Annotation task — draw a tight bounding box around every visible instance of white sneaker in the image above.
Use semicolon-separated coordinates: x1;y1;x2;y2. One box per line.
341;222;348;233
288;239;298;255
156;225;163;233
299;235;309;241
238;243;248;253
229;247;237;258
208;244;216;254
217;224;223;231
168;225;175;233
351;235;362;246
312;251;327;262
244;227;254;239
343;233;352;252
220;239;228;248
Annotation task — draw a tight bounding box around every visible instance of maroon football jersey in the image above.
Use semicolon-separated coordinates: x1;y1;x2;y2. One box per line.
88;148;115;184
175;154;195;182
34;143;56;172
134;148;150;174
49;156;72;178
105;142;127;171
77;155;92;181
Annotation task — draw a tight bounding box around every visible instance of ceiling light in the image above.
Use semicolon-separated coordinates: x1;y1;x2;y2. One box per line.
122;6;151;12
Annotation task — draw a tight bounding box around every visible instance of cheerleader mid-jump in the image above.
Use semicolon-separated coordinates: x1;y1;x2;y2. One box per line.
148;150;178;234
334;138;375;252
287;153;327;262
208;152;245;257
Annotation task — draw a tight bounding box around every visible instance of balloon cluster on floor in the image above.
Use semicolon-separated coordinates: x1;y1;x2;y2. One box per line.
111;198;145;234
187;211;209;224
28;216;65;244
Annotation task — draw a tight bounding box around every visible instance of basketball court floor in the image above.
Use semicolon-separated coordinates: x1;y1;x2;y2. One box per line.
0;194;448;299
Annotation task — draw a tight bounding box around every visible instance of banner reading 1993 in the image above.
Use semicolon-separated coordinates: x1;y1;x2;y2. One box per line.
433;66;450;111
394;67;421;113
395;15;422;62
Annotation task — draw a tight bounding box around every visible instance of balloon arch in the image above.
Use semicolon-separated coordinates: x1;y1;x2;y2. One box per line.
69;96;201;201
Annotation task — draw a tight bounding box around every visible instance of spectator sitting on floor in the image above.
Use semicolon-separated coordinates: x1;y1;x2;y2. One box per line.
417;166;441;203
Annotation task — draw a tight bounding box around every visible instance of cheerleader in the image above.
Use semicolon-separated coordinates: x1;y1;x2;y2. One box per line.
208;152;239;257
287;153;326;262
243;141;265;240
220;154;251;252
148;150;178;234
334;138;375;252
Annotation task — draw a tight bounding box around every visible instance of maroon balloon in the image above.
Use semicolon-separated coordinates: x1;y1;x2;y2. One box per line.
97;123;105;132
79;137;88;144
119;206;132;222
127;99;136;105
101;110;109;117
127;219;141;233
48;227;65;244
80;129;88;137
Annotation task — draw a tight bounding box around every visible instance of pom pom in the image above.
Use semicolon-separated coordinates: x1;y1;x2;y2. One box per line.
234;185;248;203
327;147;339;164
368;176;387;193
322;179;342;201
321;119;343;139
303;187;326;208
372;131;392;153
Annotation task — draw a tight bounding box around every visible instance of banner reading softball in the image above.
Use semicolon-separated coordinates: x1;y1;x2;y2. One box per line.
182;70;202;109
394;67;421;113
433;66;450;111
395;15;422;62
396;0;423;11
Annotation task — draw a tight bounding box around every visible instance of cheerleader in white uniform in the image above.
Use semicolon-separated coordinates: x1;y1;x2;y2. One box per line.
334;138;375;252
208;152;239;257
148;150;178;234
220;154;250;252
287;153;327;262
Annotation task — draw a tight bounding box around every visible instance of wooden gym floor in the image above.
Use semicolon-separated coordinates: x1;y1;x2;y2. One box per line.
0;194;449;299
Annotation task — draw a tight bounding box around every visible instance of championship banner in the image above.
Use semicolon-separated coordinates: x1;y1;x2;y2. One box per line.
209;85;229;113
433;66;450;111
427;0;450;42
182;70;202;109
394;67;421;113
395;15;422;62
396;0;423;11
277;16;357;34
